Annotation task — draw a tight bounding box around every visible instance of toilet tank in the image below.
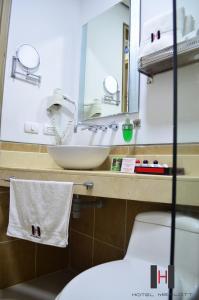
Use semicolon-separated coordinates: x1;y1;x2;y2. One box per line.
174;215;199;298
125;211;171;266
125;211;199;298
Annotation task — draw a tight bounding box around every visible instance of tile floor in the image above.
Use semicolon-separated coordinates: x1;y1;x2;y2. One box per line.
0;270;75;300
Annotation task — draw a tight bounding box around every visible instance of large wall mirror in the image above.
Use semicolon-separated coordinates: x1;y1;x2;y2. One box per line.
78;0;140;121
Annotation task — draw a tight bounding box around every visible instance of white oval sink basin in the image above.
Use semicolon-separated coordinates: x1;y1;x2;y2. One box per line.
48;145;111;170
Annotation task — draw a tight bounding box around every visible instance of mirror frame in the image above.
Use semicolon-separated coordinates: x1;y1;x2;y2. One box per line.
78;0;141;122
129;0;140;113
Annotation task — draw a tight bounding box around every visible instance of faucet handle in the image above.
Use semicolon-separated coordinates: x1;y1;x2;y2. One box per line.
88;126;98;133
99;125;108;132
108;122;119;131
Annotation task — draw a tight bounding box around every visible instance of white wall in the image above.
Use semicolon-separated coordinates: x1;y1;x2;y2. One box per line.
138;0;199;144
1;0;81;144
1;0;199;146
136;0;173;144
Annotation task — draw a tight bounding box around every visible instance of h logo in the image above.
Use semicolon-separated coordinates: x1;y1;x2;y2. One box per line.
151;30;161;43
150;265;174;289
31;225;41;238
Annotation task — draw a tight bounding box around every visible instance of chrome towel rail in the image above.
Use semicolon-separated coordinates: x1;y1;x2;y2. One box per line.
0;178;94;190
74;181;94;190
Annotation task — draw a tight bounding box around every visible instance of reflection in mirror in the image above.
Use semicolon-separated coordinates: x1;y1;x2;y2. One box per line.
79;0;140;121
104;76;118;95
103;75;120;106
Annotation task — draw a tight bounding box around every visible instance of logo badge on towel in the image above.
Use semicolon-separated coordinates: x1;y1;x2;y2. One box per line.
151;30;161;42
31;225;41;239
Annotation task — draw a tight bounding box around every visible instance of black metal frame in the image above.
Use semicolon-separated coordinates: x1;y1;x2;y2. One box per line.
169;0;178;299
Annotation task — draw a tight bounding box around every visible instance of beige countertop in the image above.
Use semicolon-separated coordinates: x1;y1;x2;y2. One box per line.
0;165;198;206
0;149;198;206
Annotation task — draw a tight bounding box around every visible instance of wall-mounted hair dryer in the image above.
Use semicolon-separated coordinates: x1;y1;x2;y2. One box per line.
47;88;76;145
47;88;76;112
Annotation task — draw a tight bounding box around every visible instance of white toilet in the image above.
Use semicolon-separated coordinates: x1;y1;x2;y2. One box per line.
56;212;199;300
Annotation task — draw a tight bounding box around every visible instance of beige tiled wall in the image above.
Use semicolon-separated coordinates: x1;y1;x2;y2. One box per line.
110;145;173;155
1;141;199;155
0;187;69;289
0;142;48;153
69;196;171;273
1;187;170;288
1;186;198;288
110;144;199;155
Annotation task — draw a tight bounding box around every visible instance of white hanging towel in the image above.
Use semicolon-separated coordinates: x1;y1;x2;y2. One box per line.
7;179;74;248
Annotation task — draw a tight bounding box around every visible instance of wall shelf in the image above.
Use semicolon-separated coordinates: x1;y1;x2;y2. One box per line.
138;36;199;77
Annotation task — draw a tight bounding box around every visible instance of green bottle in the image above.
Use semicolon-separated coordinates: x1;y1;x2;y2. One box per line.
122;118;133;142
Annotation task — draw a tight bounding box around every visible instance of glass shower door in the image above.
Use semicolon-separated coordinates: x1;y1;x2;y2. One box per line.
172;0;199;299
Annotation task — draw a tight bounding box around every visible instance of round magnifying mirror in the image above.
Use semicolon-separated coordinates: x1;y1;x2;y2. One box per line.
16;44;40;71
104;76;118;95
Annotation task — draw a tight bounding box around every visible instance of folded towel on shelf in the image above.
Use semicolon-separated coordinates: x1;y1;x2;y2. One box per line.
139;7;185;57
184;15;195;36
182;29;199;41
139;31;182;57
7;179;74;248
84;98;102;119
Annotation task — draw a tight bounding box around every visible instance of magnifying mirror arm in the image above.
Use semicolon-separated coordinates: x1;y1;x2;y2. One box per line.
103;90;120;106
11;55;41;86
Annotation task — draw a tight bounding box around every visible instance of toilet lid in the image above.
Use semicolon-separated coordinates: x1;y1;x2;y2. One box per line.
57;258;179;300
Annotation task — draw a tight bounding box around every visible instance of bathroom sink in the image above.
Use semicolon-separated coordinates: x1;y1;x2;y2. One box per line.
48;145;111;170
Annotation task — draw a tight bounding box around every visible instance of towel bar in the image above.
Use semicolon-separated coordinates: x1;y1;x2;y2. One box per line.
0;178;94;190
74;181;94;190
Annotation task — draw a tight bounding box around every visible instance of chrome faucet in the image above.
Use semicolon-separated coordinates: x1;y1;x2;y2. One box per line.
87;126;98;133
77;124;99;133
108;122;119;131
98;125;108;132
74;121;119;133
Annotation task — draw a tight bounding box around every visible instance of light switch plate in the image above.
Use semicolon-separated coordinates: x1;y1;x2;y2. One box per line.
24;122;39;134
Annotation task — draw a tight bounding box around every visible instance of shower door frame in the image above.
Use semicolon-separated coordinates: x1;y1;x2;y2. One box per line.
0;0;12;125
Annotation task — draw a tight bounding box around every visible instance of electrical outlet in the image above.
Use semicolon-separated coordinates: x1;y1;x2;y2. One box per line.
43;124;55;136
